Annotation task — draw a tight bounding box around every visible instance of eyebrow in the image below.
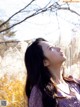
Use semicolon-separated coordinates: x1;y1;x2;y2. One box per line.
47;46;50;49
46;43;54;49
47;45;52;49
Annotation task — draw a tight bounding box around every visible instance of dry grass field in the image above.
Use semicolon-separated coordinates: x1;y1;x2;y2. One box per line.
0;36;80;107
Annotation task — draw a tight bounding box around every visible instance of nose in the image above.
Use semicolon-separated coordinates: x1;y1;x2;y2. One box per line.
56;47;61;52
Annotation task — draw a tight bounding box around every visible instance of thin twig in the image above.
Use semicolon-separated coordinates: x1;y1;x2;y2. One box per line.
0;40;29;44
0;2;80;33
0;0;35;28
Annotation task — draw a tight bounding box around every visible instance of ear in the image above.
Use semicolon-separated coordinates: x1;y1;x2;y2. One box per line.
43;59;49;67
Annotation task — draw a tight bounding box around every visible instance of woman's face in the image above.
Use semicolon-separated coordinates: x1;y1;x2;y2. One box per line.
39;41;66;67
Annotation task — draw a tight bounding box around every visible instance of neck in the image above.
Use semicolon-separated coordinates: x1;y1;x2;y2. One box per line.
48;64;65;84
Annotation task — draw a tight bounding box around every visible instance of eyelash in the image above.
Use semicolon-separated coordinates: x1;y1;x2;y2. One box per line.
49;47;54;51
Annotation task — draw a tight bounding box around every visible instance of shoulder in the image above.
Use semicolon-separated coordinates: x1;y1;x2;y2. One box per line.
29;85;43;107
64;75;80;87
30;85;42;97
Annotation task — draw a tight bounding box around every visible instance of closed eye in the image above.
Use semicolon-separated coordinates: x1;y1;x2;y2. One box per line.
49;46;54;51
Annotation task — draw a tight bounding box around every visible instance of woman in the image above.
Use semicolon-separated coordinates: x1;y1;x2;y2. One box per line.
24;38;80;107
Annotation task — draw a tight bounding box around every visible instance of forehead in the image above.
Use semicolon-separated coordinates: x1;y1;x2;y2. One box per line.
39;41;53;49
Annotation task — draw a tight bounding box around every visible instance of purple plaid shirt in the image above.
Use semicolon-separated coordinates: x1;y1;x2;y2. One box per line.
29;81;80;107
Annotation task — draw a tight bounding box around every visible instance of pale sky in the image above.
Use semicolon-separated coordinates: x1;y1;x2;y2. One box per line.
0;0;80;45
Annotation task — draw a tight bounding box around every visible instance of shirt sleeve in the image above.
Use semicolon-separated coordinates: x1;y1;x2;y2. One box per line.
29;86;43;107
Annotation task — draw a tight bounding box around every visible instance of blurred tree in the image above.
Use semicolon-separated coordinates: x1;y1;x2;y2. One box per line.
0;20;15;37
0;0;80;34
0;20;15;41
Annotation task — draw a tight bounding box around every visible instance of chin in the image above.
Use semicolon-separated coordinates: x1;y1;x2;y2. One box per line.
62;57;66;62
62;54;66;60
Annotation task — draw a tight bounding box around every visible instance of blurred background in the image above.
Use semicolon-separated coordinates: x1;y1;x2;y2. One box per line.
0;0;80;107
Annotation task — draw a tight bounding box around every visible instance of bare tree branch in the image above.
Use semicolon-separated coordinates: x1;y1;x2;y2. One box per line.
50;2;80;16
0;40;20;44
0;5;51;33
0;40;31;44
0;0;35;28
0;1;80;33
58;7;80;16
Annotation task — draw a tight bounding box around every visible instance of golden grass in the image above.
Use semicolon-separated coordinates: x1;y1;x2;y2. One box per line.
0;74;27;107
0;64;80;107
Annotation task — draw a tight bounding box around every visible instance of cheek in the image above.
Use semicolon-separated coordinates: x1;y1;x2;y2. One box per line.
45;52;57;63
48;52;63;64
50;56;59;63
43;50;62;64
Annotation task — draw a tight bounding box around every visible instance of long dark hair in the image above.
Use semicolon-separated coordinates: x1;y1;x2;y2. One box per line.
24;38;58;107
